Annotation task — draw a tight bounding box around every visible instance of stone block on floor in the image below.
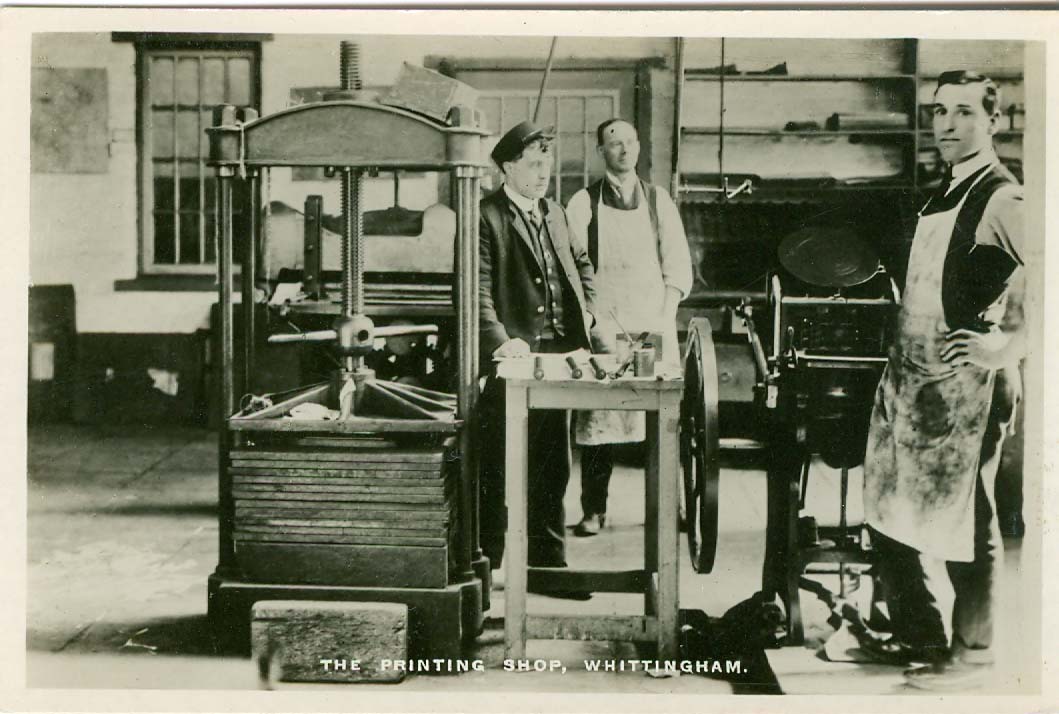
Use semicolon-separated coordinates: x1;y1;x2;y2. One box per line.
251;600;408;683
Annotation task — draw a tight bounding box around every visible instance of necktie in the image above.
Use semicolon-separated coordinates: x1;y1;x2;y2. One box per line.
528;204;542;232
936;166;953;197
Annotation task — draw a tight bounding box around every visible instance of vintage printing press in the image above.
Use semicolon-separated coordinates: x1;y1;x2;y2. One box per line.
739;227;900;645
204;43;492;661
203;39;733;665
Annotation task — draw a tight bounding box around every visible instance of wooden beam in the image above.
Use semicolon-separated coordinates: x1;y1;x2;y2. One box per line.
112;32;273;45
230;448;445;463
231;463;442;474
425;56;667;73
526;615;657;643
527;567;648;594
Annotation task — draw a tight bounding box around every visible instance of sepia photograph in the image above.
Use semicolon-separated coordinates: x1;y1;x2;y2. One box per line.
3;7;1054;711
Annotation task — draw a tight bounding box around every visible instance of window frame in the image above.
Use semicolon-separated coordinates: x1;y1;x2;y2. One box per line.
123;34;264;280
477;88;622;204
432;57;656;200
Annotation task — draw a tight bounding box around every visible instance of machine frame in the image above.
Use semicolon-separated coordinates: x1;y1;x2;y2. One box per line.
743;267;900;645
204;98;492;660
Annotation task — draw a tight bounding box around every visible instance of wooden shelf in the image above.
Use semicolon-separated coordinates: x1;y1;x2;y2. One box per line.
278;301;454;318
917;129;1023;138
686;73;916;82
684;128;914;137
681;182;914;204
917;71;1024;82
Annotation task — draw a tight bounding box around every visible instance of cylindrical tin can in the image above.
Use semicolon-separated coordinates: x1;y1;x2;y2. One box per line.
633;343;655;377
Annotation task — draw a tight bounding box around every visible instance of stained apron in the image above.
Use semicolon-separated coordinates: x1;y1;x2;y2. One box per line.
575;184;678;446
864;172;1010;563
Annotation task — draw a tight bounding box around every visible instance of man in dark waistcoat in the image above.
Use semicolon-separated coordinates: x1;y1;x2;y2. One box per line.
477;122;600;596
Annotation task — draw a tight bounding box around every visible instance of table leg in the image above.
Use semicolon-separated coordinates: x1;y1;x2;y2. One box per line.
504;384;529;661
656;397;681;663
644;411;659;617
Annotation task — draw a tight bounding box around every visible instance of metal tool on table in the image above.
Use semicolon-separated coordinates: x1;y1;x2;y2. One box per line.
752;227;900;645
613;331;652;379
607;308;653;379
206;39;492;663
588;356;608;380
565;355;583;380
633;342;656;377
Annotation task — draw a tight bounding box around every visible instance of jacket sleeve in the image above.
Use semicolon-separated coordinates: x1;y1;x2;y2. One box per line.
478;207;510;359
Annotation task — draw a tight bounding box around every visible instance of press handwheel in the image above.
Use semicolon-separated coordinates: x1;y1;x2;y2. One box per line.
680;317;721;574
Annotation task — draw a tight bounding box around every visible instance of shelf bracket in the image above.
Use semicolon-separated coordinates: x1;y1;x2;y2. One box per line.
680;176;754;200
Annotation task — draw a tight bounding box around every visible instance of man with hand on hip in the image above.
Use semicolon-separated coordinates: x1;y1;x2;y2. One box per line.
862;70;1026;690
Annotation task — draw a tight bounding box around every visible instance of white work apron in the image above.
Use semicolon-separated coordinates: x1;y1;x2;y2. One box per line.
863;172;1002;562
575;185;676;446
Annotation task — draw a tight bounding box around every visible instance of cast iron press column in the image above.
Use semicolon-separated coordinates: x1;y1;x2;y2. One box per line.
469;168;484;571
216;110;236;572
455;166;478;582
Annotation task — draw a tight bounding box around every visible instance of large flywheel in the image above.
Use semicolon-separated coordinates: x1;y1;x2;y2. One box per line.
680;317;721;573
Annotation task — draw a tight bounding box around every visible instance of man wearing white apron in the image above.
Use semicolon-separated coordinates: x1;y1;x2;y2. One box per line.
566;119;693;536
862;71;1025;689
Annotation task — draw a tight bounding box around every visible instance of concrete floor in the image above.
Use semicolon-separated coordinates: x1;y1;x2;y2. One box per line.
25;424;1035;695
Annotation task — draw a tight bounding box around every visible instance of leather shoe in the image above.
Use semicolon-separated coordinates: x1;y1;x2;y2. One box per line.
999;512;1025;538
573;513;605;537
857;636;939;666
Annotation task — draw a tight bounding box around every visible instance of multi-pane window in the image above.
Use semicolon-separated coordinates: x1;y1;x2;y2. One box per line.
477;90;620;204
139;45;257;273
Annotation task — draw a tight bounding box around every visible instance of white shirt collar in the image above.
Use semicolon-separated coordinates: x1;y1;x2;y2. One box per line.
947;147;998;193
503;183;539;215
606;171;639;197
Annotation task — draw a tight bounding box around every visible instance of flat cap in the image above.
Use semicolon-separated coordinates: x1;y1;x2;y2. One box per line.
490;121;556;166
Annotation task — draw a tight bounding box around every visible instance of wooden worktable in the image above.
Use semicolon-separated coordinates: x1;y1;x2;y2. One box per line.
496;354;684;664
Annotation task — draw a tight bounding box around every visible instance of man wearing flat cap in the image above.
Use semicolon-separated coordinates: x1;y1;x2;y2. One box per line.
477;121;600;592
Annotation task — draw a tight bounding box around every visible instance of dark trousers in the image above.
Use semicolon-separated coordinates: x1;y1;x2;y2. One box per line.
872;393;1008;663
479;337;575;568
579;443;614;517
994;374;1024;526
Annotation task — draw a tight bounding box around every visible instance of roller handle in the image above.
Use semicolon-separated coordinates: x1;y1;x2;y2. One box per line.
533;356;545;381
588;356;607;380
267;323;438;345
735;304;769;380
565;355;583;380
374;324;438;338
613;331;652;379
268;329;336;344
